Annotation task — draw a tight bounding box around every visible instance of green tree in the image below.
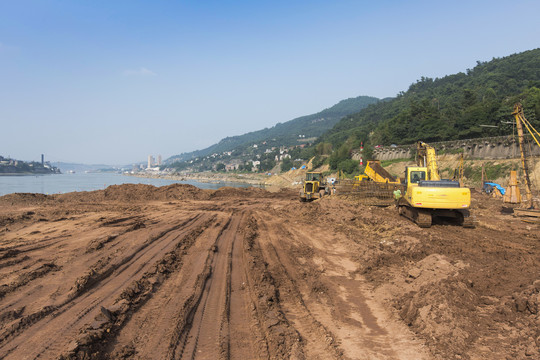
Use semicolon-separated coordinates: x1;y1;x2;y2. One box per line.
215;163;226;171
329;143;351;170
362;145;374;161
281;157;293;172
337;159;360;174
315;142;332;155
259;159;275;172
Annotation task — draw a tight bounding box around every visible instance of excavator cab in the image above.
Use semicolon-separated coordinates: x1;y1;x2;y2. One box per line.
410;170;426;184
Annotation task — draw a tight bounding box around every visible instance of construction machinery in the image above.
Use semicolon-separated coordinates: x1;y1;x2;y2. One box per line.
510;103;540;219
354;160;400;184
299;172;329;202
330;161;404;206
398;141;475;228
512;103;539;208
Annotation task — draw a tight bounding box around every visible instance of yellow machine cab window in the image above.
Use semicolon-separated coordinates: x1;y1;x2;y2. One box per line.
410;171;426;184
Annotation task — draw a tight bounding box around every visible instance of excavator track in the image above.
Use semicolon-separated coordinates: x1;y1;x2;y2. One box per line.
416;210;433;228
399;205;432;228
461;211;476;228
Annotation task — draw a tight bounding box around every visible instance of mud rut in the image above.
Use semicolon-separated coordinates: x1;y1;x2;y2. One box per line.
0;197;428;360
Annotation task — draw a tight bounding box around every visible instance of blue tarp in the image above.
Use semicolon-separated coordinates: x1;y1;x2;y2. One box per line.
484;182;506;195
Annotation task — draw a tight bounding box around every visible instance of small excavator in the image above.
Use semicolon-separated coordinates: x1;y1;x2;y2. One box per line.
398;141;475;228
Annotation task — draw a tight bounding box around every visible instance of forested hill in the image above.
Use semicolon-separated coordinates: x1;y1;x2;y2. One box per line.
166;95;379;163
319;48;540;149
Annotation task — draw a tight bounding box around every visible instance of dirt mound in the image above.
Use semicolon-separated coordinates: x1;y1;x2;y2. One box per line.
0;193;50;206
209;186;274;199
398;277;478;358
56;183;209;203
0;184;209;205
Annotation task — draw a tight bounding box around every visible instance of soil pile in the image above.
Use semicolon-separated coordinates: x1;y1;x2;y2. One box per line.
57;183;210;202
0;183;210;206
0;193;50;206
209;186;284;199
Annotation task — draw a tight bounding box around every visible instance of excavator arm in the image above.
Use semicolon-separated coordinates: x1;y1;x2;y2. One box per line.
416;141;441;181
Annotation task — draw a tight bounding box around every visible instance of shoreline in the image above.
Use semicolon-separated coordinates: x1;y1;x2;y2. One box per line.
128;172;270;186
128;170;307;190
0;173;58;176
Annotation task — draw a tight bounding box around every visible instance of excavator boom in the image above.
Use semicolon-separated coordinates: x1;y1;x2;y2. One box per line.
416;141;441;181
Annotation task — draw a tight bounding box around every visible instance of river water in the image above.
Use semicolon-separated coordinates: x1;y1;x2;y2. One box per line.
0;173;254;196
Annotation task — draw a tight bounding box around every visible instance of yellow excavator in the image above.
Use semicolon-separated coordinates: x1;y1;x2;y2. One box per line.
398;141;475;228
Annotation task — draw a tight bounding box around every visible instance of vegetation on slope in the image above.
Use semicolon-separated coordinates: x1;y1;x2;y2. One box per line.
314;48;540;173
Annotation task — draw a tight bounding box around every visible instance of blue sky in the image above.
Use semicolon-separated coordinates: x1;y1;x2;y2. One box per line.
1;0;539;164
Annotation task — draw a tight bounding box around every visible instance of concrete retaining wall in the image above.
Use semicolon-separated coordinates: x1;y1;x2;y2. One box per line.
352;136;540;161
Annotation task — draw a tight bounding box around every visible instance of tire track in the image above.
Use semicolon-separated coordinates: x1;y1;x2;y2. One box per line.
103;213;229;359
226;213;265;359
0;213;193;318
253;215;341;359
166;216;234;359
259;213;426;360
177;213;243;360
0;213;212;359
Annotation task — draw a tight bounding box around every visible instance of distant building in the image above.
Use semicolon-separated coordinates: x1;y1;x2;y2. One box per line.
147;155;154;168
225;159;242;171
276;154;291;161
157;155;162;166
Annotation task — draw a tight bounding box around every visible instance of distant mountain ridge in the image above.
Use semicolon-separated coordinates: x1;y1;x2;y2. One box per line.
166;95;379;163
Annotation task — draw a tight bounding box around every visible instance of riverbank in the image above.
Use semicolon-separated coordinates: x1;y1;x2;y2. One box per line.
0;172;56;176
132;171;266;185
130;169;309;190
0;172;247;197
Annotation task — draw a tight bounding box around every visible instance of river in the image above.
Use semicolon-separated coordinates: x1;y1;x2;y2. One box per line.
0;173;255;196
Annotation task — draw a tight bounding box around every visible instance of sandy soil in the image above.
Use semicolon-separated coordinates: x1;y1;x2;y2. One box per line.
0;183;538;359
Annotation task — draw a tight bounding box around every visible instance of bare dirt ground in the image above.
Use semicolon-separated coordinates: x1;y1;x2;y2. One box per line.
0;183;538;359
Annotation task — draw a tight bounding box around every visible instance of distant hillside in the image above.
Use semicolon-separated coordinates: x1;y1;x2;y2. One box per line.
320;48;540;149
166;95;379;163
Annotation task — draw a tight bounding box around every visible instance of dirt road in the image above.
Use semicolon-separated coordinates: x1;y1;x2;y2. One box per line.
0;184;538;359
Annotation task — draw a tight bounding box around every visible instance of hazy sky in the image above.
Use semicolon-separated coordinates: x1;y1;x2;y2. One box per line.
1;0;539;165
